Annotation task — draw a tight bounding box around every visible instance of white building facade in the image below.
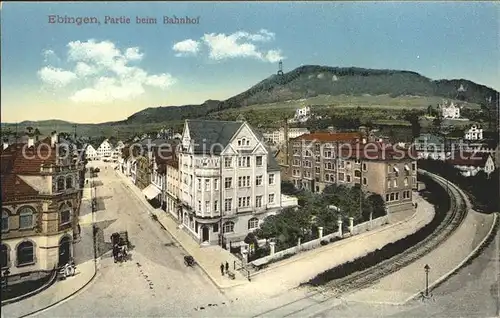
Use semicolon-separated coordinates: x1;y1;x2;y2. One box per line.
84;144;98;161
464;125;483;141
440;101;461;119
178;120;297;246
262;127;310;146
96;139;113;159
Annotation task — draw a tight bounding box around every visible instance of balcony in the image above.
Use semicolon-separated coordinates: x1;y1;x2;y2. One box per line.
194;167;220;177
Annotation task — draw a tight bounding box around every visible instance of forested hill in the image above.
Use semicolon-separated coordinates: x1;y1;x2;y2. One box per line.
123;65;499;124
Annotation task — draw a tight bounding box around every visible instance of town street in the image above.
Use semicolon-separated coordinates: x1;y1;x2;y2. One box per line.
33;162;229;317
30;162;499;318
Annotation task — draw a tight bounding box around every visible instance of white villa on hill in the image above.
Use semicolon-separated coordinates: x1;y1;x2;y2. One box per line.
464;124;483;141
289;106;311;123
440;101;461;119
178;119;298;246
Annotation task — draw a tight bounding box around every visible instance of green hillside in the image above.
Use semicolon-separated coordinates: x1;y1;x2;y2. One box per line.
122;65;499;124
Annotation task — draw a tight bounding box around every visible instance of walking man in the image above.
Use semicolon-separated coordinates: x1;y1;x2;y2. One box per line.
225;261;229;273
220;263;225;276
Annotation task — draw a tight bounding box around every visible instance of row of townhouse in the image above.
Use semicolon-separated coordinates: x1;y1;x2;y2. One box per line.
84;139;125;161
1;132;85;286
285;132;417;214
119;120;298;247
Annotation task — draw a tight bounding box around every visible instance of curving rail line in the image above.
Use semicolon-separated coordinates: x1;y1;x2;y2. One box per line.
254;170;469;318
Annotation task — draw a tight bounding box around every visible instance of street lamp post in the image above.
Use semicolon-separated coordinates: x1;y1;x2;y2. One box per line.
424;264;430;297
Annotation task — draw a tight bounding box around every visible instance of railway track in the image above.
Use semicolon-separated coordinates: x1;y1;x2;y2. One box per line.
316;170;469;296
254;170;469;317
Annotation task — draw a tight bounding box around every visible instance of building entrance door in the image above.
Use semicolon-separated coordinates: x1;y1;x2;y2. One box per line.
202;226;209;242
58;236;71;267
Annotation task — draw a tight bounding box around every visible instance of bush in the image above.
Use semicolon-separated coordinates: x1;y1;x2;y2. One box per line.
320;240;329;246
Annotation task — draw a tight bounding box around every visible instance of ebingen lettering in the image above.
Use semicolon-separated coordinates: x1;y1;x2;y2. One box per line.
48;15;100;26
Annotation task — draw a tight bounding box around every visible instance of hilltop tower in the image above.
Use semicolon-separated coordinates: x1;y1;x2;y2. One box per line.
277;60;284;76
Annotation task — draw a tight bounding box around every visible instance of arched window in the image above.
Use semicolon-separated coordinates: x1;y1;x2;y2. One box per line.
2;209;9;232
0;244;9;269
66;176;73;189
248;218;259;230
57;177;65;191
59;203;72;225
17;241;35;266
18;206;35;229
223;221;234;234
404;177;409;187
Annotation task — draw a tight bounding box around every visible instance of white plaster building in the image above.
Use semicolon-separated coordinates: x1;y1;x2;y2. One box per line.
262;127;310;146
84;144;98;161
178;120;297;246
96;139;113;159
440;101;461;119
464;125;483;141
289;106;311;123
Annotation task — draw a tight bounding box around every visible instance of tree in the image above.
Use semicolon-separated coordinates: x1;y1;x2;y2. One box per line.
281;181;297;195
363;194;386;221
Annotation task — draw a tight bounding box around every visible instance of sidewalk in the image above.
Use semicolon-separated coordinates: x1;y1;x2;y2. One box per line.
115;170;249;290
344;209;497;305
224;192;435;299
3;221;97;318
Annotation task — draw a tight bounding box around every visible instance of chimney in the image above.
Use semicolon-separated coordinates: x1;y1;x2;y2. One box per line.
3;138;9;150
51;131;58;147
28;136;34;148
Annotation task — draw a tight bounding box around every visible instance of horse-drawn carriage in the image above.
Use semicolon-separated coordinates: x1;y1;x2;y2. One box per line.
111;231;130;263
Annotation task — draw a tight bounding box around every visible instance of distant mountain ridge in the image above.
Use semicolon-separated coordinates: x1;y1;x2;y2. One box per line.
122;65;499;125
3;65;499;127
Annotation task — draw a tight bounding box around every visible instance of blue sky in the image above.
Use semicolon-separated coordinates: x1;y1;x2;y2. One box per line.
1;1;498;123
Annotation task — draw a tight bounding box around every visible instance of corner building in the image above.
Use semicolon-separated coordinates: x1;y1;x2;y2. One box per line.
1;133;85;285
178;120;297;246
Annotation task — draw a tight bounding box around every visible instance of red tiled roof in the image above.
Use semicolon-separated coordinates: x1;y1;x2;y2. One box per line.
1;138;58;175
447;151;491;167
338;142;416;160
292;132;361;142
1;173;39;202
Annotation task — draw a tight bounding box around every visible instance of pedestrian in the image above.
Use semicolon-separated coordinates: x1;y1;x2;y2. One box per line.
225;261;229;273
220;263;225;276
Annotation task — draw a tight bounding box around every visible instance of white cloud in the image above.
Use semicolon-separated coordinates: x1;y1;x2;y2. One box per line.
174;29;284;63
37;66;77;88
38;39;176;103
125;47;144;61
172;39;200;56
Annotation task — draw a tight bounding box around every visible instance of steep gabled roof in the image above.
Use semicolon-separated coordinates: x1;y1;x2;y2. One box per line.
1;137;57;175
186;120;243;155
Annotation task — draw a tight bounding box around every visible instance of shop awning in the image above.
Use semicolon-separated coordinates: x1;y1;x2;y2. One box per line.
142;184;161;200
